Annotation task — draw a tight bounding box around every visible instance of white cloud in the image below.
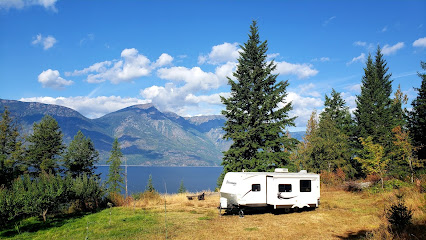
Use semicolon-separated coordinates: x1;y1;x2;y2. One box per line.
347;53;365;66
311;57;330;62
140;61;236;116
298;83;321;97
382;42;404;55
66;61;112;76
38;69;73;90
353;41;366;47
19;96;150;119
274;61;318;79
198;42;241;65
413;37;426;47
32;34;57;50
322;16;336;26
153;53;173;68
283;91;323;127
0;0;58;11
381;26;388;32
70;48;173;84
345;83;361;93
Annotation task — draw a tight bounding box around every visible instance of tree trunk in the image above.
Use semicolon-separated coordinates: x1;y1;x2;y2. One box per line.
42;209;48;222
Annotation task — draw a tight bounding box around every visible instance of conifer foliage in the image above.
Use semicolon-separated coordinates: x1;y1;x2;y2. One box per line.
354;47;394;151
220;21;296;181
63;130;99;178
409;61;426;162
26;115;65;175
106;138;124;195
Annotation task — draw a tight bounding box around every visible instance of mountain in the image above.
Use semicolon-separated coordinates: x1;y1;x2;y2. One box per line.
0;99;305;166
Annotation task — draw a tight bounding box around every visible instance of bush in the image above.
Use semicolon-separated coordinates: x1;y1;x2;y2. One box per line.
384;179;411;190
321;168;347;186
343;181;363;192
386;196;413;232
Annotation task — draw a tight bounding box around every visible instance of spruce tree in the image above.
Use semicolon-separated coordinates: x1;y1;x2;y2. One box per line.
320;89;354;134
106;138;124;195
0;107;25;187
220;21;296;182
145;174;155;193
354;47;393;151
26;115;65;175
409;61;426;161
63;130;99;178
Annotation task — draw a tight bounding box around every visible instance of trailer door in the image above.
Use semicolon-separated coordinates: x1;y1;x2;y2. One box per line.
238;175;267;207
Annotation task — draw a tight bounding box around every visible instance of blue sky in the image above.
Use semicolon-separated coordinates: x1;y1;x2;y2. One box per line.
0;0;425;131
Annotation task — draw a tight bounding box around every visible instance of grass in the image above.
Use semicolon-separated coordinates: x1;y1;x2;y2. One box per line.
1;188;425;239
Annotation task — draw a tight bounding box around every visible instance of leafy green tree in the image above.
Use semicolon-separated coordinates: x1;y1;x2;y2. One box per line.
178;179;186;194
145;174;155;192
63;130;99;178
220;20;297;182
26;115;65;175
354;47;394;152
409;61;426;162
106;138;124;195
0;107;25;187
355;136;389;189
391;126;423;183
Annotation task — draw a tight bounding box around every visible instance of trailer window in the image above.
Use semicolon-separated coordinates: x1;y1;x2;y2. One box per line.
279;184;292;192
300;180;311;192
252;184;261;192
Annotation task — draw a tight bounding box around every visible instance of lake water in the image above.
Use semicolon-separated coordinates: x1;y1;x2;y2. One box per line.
95;166;223;194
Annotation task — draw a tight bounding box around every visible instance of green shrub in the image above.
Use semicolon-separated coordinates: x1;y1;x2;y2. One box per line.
384;179;410;190
386;196;413;232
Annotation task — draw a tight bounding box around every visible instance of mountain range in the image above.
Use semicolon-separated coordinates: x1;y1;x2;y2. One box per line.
0;99;304;166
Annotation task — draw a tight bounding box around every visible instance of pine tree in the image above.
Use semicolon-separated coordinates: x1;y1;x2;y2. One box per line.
145;174;155;192
321;89;354;135
178;180;186;194
220;21;296;182
26;115;65;176
318;89;356;177
354;47;394;152
106;138;123;195
63;130;99;178
0;107;25;187
409;61;426;162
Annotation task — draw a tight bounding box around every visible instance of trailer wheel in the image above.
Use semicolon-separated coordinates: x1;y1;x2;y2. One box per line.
239;209;244;218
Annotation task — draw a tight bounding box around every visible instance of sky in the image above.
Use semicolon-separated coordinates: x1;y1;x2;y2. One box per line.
0;0;425;131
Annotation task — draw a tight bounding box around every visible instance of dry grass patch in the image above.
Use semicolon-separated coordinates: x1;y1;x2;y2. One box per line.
119;187;425;240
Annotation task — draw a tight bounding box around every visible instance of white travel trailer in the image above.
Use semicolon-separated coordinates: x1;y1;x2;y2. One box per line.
219;168;320;215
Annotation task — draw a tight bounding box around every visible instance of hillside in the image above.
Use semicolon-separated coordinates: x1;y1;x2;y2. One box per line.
0;99;304;166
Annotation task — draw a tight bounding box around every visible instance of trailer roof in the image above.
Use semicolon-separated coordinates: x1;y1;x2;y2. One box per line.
226;171;320;178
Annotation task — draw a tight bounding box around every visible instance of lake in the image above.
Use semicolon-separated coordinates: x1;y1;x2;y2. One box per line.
95;166;223;194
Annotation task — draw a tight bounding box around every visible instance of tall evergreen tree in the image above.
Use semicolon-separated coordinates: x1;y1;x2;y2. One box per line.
320;89;354;134
409;61;426;162
106;138;124;195
63;130;99;178
0;108;25;187
26;115;65;175
220;21;296;182
354;47;393;151
319;89;356;177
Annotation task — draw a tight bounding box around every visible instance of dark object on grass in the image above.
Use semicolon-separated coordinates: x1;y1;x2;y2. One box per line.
186;192;205;201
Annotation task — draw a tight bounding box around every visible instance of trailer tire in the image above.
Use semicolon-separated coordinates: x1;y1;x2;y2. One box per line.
239;209;244;218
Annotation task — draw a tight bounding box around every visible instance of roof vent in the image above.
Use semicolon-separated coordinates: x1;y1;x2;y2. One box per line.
299;170;308;174
275;168;288;173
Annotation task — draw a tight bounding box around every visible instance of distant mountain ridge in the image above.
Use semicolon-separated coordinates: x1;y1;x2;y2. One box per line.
0;99;304;166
